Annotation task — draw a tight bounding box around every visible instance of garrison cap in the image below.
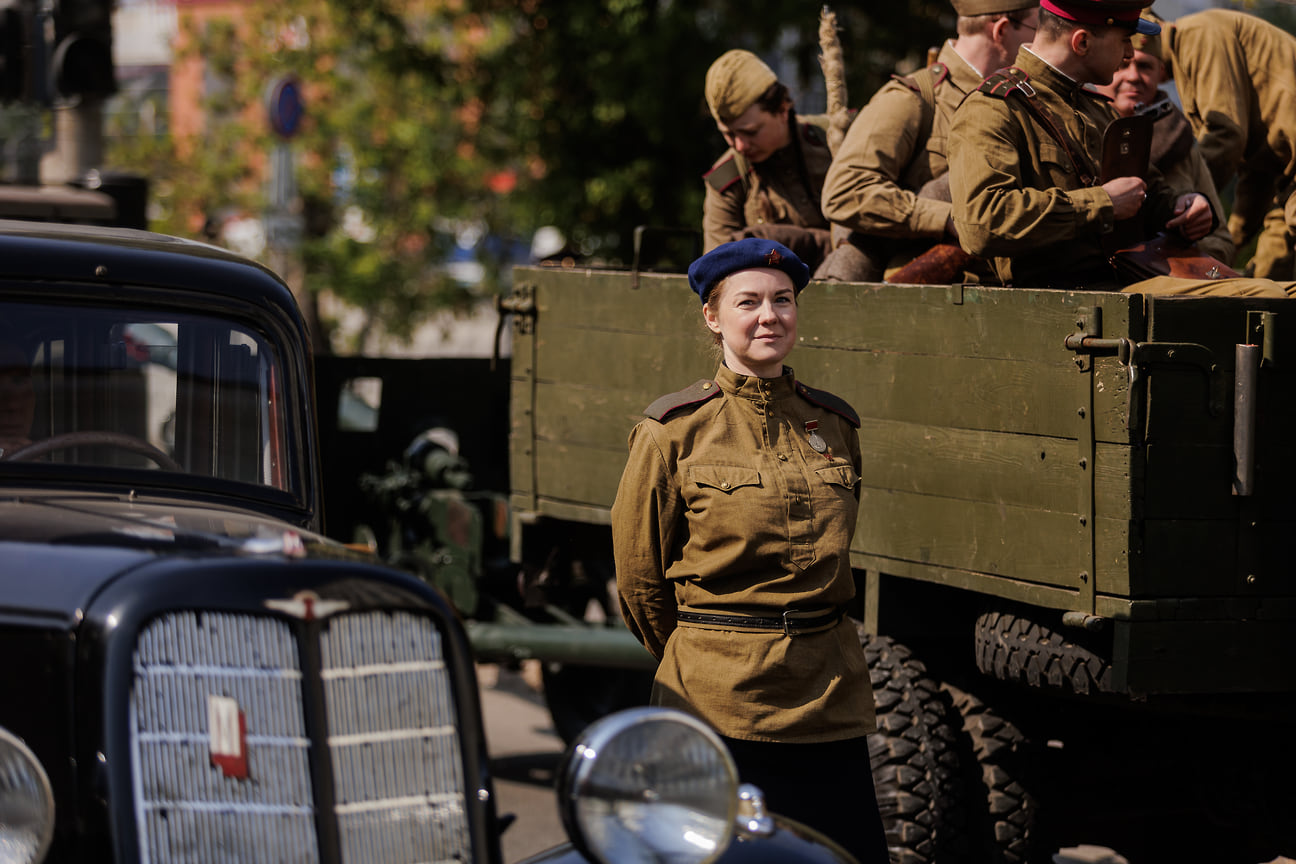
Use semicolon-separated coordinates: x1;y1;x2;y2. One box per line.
951;0;1039;15
705;50;778;124
1130;10;1166;58
687;238;810;303
1040;0;1160;34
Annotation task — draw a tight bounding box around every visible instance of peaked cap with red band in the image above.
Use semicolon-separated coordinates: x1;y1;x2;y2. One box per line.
687;238;810;303
1040;0;1160;34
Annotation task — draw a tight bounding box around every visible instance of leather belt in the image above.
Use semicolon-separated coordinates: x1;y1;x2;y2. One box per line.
675;606;846;637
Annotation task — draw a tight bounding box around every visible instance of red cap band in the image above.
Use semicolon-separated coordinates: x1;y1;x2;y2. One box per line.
1040;0;1140;27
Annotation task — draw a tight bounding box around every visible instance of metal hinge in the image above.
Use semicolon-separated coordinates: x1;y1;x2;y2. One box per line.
493;284;537;369
1064;306;1220;431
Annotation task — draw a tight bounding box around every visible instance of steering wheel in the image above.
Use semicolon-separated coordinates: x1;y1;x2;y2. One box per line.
3;431;183;472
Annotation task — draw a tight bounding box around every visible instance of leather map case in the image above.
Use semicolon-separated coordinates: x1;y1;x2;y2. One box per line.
1100;113;1153;184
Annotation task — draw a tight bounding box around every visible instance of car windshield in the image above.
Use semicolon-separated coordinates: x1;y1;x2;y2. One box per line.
0;300;296;495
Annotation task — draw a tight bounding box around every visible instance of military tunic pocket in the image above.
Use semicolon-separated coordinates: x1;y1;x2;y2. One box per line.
1037;141;1077;184
814;463;861;517
689;464;762;494
815;463;859;490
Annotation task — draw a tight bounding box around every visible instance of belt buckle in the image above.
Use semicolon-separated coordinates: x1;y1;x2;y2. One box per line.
782;610;796;637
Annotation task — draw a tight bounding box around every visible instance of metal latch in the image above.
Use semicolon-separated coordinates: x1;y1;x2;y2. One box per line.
494;284;537;368
1064;307;1220;431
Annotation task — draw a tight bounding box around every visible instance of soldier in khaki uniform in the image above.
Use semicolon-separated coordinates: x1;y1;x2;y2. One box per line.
948;0;1291;298
1093;29;1234;264
818;0;1039;281
611;238;886;862
701;50;834;271
1147;10;1296;279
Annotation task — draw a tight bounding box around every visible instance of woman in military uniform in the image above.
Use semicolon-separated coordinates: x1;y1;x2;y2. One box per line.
611;238;887;862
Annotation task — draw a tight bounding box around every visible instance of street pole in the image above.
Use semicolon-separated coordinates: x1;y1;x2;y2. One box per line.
40;95;102;183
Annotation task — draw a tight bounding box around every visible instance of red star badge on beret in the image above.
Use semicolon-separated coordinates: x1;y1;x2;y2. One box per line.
765;248;783;267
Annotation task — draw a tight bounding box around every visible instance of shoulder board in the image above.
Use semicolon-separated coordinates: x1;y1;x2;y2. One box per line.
798;114;831;144
979;66;1030;99
703;154;745;193
891;62;949;94
644;379;722;421
795;382;860;428
891;73;922;95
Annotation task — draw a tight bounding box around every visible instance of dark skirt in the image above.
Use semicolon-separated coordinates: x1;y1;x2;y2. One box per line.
721;734;889;864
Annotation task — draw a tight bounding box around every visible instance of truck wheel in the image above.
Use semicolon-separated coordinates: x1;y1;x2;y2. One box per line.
540;663;653;746
944;684;1038;864
974;608;1114;695
863;630;966;864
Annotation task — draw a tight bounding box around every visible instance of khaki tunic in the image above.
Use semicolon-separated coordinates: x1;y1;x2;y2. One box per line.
1165;10;1296;195
1165;10;1296;278
702;115;834;253
1146;91;1235;265
949;49;1292;296
611;364;875;744
949;49;1177;286
821;41;983;239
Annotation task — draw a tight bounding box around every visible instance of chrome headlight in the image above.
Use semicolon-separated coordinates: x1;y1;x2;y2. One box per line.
557;707;738;864
0;727;54;864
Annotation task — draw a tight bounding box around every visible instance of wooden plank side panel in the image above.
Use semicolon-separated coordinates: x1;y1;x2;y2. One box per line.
532;439;629;511
523;267;1138;443
1144;443;1238;520
519;268;1140;360
796;349;1123;440
855;487;1130;594
524;269;695;335
1137;519;1296;598
856;418;1135;519
1119;618;1296;694
509;320;537;506
531;380;650;452
536;328;713;398
1141;295;1294;449
784;281;1136;361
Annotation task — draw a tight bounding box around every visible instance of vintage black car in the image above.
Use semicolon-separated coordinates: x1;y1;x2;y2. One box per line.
0;220;855;864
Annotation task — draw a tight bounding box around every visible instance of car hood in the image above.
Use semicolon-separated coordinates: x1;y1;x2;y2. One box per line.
0;490;362;623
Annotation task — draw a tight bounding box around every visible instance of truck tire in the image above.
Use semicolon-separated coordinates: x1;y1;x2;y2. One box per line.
944;684;1038;864
974;608;1115;695
863;630;966;864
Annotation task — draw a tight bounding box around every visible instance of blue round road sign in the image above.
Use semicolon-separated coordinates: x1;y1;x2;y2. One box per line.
267;77;305;139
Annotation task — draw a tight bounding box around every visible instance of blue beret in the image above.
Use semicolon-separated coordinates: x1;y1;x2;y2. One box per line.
687;238;810;303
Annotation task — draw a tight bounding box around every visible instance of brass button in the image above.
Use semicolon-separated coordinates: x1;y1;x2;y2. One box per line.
778;454;788;461
720;481;731;489
702;382;712;389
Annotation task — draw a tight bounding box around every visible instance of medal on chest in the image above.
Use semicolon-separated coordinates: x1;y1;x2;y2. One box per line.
805;420;827;454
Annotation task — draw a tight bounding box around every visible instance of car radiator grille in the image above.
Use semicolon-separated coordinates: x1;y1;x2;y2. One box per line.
131;609;470;863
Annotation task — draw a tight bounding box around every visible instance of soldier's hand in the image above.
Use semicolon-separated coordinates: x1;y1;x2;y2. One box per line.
1165;193;1213;242
1102;177;1147;221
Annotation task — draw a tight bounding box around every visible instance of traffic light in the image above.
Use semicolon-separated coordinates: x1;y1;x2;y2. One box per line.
0;2;27;103
51;0;115;99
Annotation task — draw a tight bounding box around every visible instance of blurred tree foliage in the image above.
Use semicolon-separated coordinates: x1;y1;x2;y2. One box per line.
106;1;949;345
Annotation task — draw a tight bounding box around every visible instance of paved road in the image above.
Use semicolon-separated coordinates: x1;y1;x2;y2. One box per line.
477;662;568;862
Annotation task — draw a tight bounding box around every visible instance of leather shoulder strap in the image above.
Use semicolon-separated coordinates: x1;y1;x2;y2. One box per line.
979;66;1096;186
894;62;947;141
644;380;722;421
794;382;860;428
